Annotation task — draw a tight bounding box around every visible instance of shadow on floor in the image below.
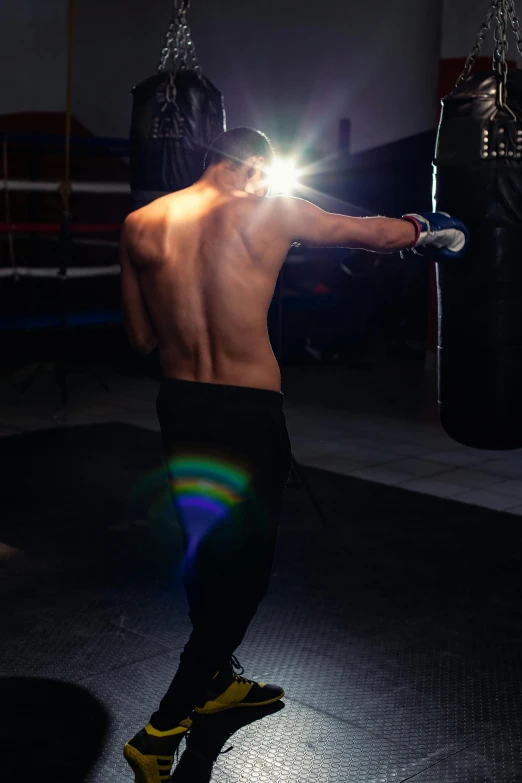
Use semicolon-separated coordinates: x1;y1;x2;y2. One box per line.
0;677;110;782
171;703;285;782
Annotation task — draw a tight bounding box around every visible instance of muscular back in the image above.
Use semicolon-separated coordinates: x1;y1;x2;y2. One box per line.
124;185;291;392
122;181;412;392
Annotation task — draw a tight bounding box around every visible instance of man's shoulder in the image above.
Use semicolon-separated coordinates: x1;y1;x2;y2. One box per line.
231;194;288;235
242;193;289;218
123;203;153;230
124;194;174;231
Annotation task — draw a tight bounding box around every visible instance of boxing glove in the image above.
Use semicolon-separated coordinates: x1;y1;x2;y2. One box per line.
401;212;469;260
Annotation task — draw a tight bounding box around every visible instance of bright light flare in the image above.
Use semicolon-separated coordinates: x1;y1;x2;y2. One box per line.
268;158;300;195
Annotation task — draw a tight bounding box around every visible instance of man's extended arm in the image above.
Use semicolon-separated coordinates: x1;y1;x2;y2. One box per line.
271;196;469;260
272;196;417;253
119;222;159;355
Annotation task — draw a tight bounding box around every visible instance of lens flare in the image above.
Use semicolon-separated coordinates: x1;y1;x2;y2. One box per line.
167;454;250;558
268;158;300;195
129;449;266;570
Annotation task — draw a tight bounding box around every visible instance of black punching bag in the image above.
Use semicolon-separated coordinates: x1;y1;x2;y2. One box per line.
130;69;226;210
433;70;522;450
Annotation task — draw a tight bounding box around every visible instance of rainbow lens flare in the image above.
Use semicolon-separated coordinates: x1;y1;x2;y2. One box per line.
130;448;257;566
168;454;249;501
167;454;252;556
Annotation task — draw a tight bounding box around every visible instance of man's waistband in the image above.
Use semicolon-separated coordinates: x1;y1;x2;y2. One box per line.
159;376;284;409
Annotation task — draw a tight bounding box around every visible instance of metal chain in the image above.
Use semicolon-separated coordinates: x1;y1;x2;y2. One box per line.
507;0;522;56
158;16;176;72
494;0;509;106
179;17;189;68
456;0;500;87
174;11;184;67
493;0;509;75
185;23;200;72
157;1;200;74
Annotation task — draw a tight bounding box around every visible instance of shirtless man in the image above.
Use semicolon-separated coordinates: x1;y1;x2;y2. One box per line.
121;127;468;782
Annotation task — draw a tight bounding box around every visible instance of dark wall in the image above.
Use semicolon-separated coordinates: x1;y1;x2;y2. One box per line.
330;129;438;217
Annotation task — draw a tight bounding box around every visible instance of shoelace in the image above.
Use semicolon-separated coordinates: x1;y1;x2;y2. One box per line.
230;654;250;684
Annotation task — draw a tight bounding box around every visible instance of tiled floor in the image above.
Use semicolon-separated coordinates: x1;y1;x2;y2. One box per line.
1;360;522;516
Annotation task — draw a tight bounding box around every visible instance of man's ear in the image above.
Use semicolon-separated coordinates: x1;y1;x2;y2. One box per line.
246;156;265;179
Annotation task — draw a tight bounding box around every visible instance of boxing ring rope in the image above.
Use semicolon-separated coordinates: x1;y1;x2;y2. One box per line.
4;181;130;194
0;222;122;233
0;220;122;278
1;154;126;341
0;266;121;279
1;129;129;280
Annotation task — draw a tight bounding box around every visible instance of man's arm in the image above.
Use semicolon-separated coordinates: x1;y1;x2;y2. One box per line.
272;196;417;253
119;222;159;355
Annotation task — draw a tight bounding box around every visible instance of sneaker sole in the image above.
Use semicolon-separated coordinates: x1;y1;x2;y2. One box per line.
194;689;285;715
123;744;168;783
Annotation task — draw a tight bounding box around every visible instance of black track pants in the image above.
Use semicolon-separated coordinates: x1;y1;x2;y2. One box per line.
150;377;291;729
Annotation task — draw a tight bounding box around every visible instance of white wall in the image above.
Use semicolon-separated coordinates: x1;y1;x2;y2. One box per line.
1;0;444;155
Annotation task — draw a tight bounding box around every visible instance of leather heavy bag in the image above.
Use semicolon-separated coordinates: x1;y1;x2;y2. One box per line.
130;69;226;210
433;70;522;450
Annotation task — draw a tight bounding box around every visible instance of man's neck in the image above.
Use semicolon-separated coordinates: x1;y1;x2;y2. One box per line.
199;165;245;194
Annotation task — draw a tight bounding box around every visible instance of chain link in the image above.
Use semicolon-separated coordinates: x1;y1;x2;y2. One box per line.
493;0;509;74
494;0;509;106
454;0;522;114
456;0;522;86
157;1;201;75
507;0;522;56
158;19;176;73
456;0;500;86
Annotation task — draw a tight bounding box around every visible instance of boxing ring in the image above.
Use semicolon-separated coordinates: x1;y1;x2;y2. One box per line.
0;131;365;396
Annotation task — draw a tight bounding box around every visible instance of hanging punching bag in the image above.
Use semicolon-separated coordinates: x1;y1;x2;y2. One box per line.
433;69;522;449
129;2;226;210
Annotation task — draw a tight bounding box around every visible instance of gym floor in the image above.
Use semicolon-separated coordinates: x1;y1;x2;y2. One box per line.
1;358;521;781
2;358;522;515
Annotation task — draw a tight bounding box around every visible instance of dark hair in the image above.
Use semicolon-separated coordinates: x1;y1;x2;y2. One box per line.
204;127;274;170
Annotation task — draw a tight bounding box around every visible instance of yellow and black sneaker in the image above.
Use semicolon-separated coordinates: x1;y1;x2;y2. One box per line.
123;718;192;783
194;655;284;715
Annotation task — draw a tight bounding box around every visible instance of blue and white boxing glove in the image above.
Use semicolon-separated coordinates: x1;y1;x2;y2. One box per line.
401;212;469;260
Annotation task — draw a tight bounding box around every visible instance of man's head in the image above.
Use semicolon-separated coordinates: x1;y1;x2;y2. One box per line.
204;127;275;197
